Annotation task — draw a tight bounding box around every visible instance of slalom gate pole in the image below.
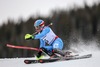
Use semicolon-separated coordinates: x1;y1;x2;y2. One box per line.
6;44;42;51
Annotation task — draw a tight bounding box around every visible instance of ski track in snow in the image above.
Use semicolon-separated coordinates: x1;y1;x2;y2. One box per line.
0;51;100;67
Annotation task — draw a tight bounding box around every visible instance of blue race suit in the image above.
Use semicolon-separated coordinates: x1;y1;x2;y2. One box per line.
34;26;63;52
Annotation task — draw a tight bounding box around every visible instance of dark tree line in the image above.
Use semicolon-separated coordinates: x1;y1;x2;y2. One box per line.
0;3;100;58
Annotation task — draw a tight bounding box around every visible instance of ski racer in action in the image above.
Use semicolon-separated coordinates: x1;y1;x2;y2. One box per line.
25;19;65;59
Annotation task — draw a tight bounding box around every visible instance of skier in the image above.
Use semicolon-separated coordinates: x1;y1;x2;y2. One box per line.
25;19;64;59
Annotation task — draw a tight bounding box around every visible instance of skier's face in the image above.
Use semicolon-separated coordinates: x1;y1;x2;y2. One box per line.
35;26;42;33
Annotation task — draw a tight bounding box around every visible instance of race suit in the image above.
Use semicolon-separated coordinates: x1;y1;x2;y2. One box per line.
34;26;63;52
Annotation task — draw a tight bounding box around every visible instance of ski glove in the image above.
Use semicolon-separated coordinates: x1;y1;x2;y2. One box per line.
25;34;34;40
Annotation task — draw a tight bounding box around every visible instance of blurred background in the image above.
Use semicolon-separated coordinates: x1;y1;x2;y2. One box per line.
0;0;100;58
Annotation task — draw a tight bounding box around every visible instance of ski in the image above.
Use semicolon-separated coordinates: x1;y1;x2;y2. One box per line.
24;58;59;64
24;54;92;64
64;54;92;60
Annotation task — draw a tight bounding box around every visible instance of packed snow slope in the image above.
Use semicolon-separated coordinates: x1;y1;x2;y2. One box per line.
0;41;100;67
0;51;100;67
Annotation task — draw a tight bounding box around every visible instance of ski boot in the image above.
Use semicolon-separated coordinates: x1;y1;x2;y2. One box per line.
53;48;65;57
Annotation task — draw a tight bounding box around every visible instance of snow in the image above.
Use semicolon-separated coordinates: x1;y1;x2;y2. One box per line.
0;41;100;67
0;51;100;67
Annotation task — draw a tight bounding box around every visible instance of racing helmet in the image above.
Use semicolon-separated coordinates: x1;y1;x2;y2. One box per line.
34;19;45;27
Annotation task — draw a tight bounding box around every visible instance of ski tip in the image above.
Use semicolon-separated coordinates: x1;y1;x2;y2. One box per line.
24;60;30;64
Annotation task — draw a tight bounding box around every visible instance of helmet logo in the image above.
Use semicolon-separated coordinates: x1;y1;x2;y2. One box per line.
40;21;44;26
